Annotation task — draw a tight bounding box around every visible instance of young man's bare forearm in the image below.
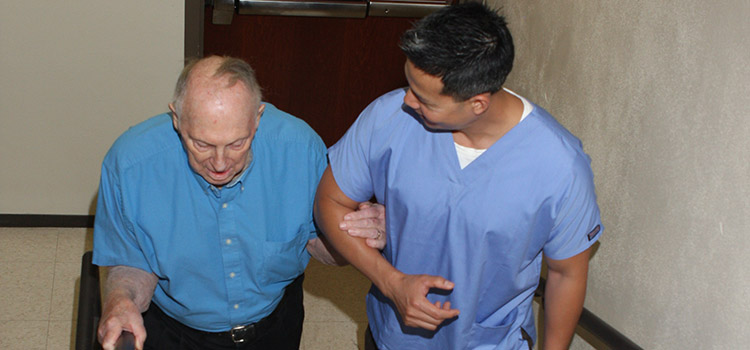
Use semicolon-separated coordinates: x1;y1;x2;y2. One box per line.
542;248;591;350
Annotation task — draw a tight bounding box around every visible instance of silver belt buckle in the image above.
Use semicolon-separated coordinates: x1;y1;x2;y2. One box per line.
230;325;248;344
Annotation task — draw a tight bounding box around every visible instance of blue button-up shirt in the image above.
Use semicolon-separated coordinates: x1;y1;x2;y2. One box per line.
93;104;327;332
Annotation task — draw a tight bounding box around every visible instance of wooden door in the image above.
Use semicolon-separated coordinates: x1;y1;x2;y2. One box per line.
204;10;419;146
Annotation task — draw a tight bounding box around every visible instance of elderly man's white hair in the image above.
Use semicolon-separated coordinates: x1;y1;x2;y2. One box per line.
171;56;263;118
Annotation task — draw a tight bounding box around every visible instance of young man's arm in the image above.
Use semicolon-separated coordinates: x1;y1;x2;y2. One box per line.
308;202;388;265
542;247;592;350
314;166;459;330
98;266;158;350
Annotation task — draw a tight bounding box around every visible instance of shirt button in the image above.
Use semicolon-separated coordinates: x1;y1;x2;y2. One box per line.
222;203;228;209
225;239;232;245
241;186;245;191
234;304;239;309
230;272;236;278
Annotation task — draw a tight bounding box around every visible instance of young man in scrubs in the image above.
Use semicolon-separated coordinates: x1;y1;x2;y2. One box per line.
315;3;603;349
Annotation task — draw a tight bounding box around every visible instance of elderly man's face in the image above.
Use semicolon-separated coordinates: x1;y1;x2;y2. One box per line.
170;76;263;187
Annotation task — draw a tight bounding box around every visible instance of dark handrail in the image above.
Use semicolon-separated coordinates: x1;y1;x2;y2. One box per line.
75;251;102;350
114;332;135;350
535;277;643;350
75;252;138;350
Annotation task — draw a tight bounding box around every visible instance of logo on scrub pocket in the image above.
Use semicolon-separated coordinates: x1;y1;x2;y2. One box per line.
587;225;601;241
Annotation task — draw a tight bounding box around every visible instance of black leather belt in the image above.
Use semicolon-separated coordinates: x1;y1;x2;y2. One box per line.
202;274;303;344
206;311;275;344
230;324;255;344
147;273;304;346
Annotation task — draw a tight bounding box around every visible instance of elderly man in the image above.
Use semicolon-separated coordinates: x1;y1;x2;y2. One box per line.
93;56;384;350
314;3;603;350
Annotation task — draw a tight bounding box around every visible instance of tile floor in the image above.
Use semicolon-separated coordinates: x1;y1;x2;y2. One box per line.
0;227;372;350
1;227;590;350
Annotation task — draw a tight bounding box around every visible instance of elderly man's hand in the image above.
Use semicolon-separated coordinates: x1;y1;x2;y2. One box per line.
98;291;147;350
98;266;156;350
339;201;387;250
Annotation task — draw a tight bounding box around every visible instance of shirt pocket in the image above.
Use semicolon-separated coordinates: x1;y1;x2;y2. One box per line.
260;227;309;286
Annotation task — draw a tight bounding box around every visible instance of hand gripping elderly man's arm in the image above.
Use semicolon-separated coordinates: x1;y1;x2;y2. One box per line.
308;201;387;265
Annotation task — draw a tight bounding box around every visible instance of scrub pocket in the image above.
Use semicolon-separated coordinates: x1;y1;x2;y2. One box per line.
260;228;308;285
467;308;528;350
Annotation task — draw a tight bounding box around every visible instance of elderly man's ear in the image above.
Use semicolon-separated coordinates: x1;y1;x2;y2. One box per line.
255;103;266;126
168;103;180;131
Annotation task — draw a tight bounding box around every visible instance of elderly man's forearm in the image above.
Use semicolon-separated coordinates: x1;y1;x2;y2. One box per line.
307;237;349;266
104;266;158;312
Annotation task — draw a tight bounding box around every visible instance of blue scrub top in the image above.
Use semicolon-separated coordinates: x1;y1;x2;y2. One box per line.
329;88;602;349
93;104;327;332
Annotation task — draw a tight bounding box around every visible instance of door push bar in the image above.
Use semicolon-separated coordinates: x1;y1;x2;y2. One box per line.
212;0;451;24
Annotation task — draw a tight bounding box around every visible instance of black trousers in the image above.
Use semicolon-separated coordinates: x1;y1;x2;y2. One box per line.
364;325;378;350
143;274;304;350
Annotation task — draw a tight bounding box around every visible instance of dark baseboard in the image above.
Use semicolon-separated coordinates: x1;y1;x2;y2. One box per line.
0;214;95;228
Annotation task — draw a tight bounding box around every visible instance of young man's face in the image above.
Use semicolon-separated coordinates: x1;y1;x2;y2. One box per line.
402;60;476;131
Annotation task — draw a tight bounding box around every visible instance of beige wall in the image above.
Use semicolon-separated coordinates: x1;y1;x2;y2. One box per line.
492;0;750;348
3;0;749;348
0;1;184;215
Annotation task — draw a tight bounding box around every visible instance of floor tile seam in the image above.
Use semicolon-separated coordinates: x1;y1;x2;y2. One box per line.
45;319;51;350
48;260;82;322
54;230;64;263
0;258;57;263
58;235;92;263
0;264;56;320
48;295;77;322
47;316;76;322
0;317;56;321
47;233;61;322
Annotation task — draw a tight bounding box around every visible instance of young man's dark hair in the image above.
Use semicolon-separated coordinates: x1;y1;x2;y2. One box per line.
399;2;515;101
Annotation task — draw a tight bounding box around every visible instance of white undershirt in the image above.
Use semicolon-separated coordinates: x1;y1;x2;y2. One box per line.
455;88;533;169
